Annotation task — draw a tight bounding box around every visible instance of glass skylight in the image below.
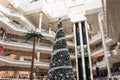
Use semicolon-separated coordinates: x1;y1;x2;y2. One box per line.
44;0;85;18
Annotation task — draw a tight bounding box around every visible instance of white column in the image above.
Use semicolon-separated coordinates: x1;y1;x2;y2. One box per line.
15;71;19;79
85;22;93;80
73;23;79;80
49;24;52;34
37;52;40;62
2;33;5;40
38;12;42;31
37;38;40;46
98;12;111;78
79;22;86;80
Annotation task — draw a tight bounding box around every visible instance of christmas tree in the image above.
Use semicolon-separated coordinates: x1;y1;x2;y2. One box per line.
47;18;75;80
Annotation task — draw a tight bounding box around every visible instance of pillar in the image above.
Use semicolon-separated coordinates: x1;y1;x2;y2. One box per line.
98;12;111;78
37;52;40;62
37;38;40;46
85;21;93;80
79;22;86;80
73;23;79;80
2;32;5;40
14;71;19;79
38;12;42;31
49;24;52;34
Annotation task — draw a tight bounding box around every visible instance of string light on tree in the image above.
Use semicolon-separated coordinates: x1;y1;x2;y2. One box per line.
47;18;75;80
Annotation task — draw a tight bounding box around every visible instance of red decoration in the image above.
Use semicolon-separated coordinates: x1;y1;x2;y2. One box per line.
0;46;3;55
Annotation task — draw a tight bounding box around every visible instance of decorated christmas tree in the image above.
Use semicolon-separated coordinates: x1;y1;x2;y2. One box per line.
47;18;75;80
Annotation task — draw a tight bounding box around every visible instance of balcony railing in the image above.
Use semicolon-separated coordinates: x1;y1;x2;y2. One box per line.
0;38;52;52
90;31;113;45
3;36;53;47
0;12;28;33
0;12;55;35
92;59;106;70
91;48;111;57
0;4;35;30
90;31;101;44
0;5;55;39
91;45;103;53
0;56;49;68
91;48;103;56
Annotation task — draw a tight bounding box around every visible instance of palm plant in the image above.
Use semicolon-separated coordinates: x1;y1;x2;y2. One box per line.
25;29;44;80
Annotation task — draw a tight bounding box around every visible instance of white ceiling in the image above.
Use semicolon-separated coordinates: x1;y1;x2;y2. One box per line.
43;0;85;18
0;0;9;6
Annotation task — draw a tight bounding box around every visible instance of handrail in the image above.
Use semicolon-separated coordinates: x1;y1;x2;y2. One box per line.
91;48;104;56
90;31;101;44
91;46;103;53
0;12;28;33
0;56;49;68
0;39;53;52
0;4;56;39
0;4;35;30
92;60;106;70
0;12;55;39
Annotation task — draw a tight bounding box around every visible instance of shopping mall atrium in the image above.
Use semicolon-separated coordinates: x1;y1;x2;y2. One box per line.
0;0;120;80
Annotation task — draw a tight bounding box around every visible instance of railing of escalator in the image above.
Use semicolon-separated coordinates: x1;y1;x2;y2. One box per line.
0;11;55;39
0;4;35;30
0;12;28;32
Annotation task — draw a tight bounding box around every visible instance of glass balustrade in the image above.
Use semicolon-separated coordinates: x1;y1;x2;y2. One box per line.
0;55;49;64
90;31;101;43
91;45;103;53
0;5;56;36
0;13;55;36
